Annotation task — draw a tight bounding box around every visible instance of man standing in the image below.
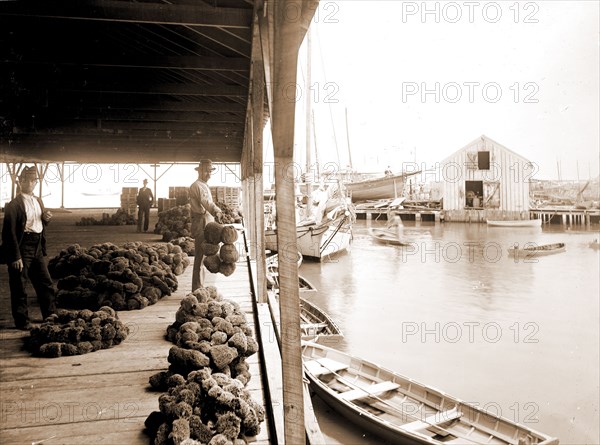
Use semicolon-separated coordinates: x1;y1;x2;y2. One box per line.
136;178;154;232
189;160;222;291
1;166;56;330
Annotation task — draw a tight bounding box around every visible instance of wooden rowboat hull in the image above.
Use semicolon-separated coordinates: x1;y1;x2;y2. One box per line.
267;292;343;343
508;242;566;257
369;228;411;246
299;298;343;344
302;342;559;445
487;219;542;227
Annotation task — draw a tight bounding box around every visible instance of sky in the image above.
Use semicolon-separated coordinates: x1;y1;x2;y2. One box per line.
2;1;598;208
287;0;600;180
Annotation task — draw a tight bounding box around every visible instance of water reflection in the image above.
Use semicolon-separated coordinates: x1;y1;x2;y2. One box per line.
301;219;599;445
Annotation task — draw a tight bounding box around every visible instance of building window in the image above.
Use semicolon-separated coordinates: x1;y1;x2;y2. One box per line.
478;151;490;170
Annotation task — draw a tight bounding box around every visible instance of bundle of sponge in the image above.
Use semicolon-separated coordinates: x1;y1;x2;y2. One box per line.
145;368;265;444
149;287;257;388
48;241;189;311
25;306;129;357
145;285;264;444
202;223;241;278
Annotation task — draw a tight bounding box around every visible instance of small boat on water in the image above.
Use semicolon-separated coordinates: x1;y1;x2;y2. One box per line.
299;298;343;343
589;239;600;250
267;292;342;343
266;251;303;269
487;219;542;228
508;242;566;257
369;227;412;246
302;342;559;445
265;253;342;342
266;272;316;297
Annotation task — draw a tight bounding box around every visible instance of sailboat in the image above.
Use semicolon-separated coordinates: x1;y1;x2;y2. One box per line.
264;28;355;261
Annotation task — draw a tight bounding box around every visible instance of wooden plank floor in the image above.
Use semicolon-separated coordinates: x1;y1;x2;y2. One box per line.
0;258;271;445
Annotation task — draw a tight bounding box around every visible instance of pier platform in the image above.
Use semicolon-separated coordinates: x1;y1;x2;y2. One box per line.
0;211;272;445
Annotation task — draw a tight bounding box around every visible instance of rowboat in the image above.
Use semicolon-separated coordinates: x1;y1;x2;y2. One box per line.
508;242;566;257
369;228;411;246
265;251;310;292
266;251;303;270
266;272;317;297
299;298;343;343
267;290;343;344
487;219;542;228
345;172;419;202
302;342;559;445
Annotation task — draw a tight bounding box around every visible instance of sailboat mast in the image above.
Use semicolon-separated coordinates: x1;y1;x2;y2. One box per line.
345;107;353;170
311;110;320;178
305;30;312;176
305;29;313;209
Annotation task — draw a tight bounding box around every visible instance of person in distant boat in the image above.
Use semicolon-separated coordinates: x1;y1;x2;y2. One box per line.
0;166;56;330
136;179;154;233
387;214;404;240
189;160;223;291
384;166;393;176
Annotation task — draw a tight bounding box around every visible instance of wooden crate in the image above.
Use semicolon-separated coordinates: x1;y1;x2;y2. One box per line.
211;186;241;208
122;187;138;196
160;198;178;212
120;194;137;206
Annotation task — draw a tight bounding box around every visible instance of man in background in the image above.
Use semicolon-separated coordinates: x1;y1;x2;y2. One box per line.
189;160;222;291
1;166;56;330
136;178;154;232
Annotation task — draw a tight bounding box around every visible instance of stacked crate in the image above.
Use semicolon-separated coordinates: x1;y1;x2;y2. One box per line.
120;187;138;216
169;186;190;206
158;197;178;213
211;186;241;208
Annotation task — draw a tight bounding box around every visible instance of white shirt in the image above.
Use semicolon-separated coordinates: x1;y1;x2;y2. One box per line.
22;193;43;233
189;179;220;216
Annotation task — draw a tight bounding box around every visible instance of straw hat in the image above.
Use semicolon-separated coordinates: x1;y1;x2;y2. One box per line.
195;159;216;172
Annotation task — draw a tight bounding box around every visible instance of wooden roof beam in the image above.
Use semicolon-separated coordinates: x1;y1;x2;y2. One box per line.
44;96;247;113
2;55;249;72
12;121;243;134
59;83;248;97
0;0;253;29
1;147;243;163
45;110;245;124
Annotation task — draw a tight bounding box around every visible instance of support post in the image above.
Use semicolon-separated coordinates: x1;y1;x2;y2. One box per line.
252;26;268;304
268;2;319;443
59;162;65;208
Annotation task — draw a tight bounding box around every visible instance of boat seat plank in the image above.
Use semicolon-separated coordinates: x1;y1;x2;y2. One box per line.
400;408;462;432
301;322;328;330
304;358;348;377
339;380;400;401
443;439;481;445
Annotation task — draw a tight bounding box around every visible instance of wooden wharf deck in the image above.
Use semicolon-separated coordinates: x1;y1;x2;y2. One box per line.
0;259;271;445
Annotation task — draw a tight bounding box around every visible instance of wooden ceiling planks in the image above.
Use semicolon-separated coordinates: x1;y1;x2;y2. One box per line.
0;0;255;163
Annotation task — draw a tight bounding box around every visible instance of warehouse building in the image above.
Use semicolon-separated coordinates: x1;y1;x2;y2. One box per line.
440;135;536;222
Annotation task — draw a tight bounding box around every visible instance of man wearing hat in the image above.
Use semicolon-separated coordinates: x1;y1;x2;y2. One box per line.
136;178;154;233
189;160;222;290
0;166;56;330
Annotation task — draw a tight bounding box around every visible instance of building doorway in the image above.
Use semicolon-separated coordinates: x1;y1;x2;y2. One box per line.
465;181;483;208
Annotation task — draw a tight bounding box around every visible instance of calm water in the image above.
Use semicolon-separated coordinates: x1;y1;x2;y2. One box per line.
300;219;600;445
